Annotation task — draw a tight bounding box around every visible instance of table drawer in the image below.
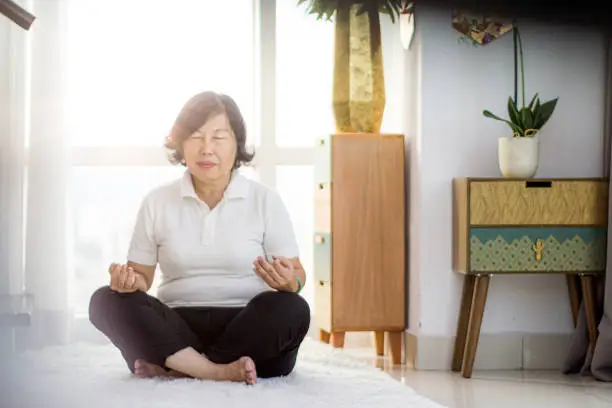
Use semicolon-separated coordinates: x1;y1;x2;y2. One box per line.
469;227;607;273
469;180;608;226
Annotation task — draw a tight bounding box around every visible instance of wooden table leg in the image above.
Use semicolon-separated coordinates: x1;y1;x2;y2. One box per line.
566;274;581;328
452;275;476;372
374;331;385;356
388;331;403;365
319;329;331;344
330;332;345;348
461;274;490;379
580;274;599;346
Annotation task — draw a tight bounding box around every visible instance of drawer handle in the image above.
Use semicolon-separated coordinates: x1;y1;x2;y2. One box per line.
532;239;544;261
314;235;326;244
525;180;552;188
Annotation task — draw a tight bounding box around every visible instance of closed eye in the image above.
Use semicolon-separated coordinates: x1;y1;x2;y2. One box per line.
214;129;231;139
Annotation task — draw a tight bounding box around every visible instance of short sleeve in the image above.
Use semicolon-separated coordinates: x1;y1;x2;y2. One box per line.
263;190;300;259
127;194;158;266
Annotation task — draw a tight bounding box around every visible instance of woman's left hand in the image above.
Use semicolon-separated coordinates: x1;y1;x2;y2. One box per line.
253;256;298;292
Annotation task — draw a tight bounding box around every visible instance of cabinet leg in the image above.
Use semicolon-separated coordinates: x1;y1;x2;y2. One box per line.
374;331;385;356
452;275;476;372
461;275;490;379
330;332;345;348
388;331;403;365
580;275;599;346
319;329;331;344
566;274;581;328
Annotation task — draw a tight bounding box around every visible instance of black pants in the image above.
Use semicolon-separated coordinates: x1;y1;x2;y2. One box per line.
88;287;311;378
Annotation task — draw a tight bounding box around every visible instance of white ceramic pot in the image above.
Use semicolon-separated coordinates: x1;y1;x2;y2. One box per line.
498;135;539;178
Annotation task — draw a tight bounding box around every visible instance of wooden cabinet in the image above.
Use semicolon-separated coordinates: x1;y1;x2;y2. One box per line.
313;133;406;364
452;178;609;378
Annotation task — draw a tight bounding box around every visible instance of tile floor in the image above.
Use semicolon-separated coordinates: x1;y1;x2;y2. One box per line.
344;348;612;408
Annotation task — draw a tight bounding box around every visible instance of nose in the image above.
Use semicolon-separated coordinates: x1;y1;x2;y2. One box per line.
198;137;214;155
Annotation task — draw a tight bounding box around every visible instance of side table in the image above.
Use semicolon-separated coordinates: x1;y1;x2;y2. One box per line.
452;178;608;378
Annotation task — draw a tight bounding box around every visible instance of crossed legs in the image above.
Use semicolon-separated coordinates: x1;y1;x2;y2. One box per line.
89;288;310;383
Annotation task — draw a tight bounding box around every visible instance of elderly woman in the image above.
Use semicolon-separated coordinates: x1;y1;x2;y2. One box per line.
88;91;310;385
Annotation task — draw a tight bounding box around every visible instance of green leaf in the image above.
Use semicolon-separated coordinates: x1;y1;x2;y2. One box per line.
483;110;522;134
387;1;402;23
297;0;407;23
528;93;539;111
520;107;534;130
483;110;508;123
532;98;542;128
534;98;559;129
507;97;521;128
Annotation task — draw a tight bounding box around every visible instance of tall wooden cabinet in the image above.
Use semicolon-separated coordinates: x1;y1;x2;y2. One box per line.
313;133;406;364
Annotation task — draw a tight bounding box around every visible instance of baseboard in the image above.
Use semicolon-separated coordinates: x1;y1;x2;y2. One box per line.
405;331;574;370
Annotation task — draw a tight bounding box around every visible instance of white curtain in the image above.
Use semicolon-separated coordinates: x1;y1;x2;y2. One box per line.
0;0;72;348
23;0;72;347
0;1;27;298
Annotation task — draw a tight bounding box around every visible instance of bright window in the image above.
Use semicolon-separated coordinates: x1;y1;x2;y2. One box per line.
65;0;256;148
275;0;335;148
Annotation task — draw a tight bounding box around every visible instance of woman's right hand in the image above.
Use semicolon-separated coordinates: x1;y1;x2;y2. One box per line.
109;263;140;293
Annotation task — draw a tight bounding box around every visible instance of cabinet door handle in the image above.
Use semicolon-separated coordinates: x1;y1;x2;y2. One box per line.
314;235;326;244
532;239;544;261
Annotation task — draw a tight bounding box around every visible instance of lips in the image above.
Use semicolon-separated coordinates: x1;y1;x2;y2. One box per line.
197;161;216;168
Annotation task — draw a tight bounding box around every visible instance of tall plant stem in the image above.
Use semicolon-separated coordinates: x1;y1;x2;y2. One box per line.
515;25;525;109
512;23;517;107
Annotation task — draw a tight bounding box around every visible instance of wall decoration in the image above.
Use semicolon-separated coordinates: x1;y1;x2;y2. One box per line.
452;10;513;46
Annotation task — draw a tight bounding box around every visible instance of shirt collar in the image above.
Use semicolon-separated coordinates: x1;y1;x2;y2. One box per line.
180;169;249;200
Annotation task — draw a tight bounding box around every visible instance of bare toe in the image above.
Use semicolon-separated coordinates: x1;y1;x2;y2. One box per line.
134;359;167;378
240;357;257;385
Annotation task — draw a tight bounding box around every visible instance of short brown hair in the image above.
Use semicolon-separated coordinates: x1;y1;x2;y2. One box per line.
164;91;254;169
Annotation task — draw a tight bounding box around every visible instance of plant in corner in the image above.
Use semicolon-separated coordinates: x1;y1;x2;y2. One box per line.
297;0;413;134
461;21;559;178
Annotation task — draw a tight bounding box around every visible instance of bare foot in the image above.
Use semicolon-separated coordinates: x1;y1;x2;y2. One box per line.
220;357;257;385
135;357;256;384
134;359;186;379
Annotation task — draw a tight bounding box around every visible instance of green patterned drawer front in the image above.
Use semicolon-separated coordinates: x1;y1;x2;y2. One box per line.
470;228;607;272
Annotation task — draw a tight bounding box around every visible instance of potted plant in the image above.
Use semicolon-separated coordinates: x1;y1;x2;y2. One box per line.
485;25;558;178
297;0;413;134
458;18;558;178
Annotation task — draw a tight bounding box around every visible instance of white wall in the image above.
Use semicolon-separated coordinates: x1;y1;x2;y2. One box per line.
408;6;607;338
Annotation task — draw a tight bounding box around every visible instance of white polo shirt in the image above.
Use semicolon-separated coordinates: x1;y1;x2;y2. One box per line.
126;169;300;308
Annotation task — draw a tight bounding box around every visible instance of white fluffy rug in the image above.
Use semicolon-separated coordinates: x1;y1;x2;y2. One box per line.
2;339;445;408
